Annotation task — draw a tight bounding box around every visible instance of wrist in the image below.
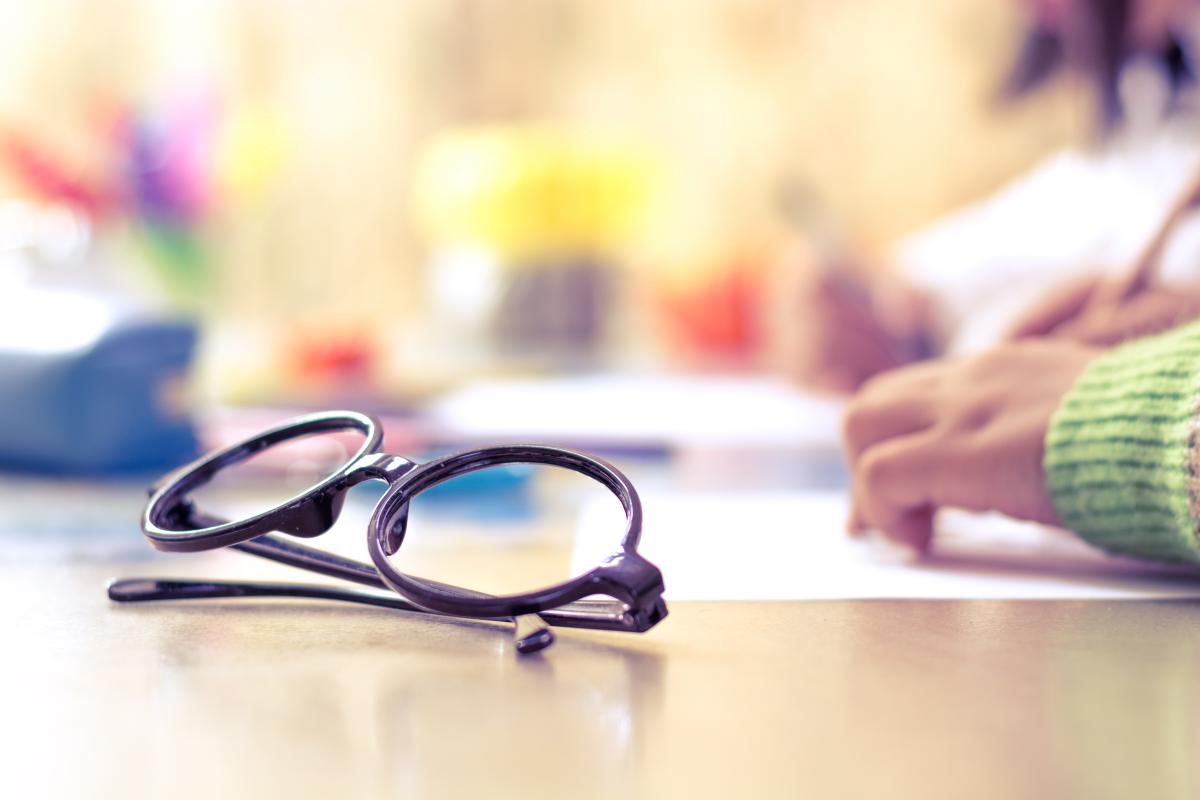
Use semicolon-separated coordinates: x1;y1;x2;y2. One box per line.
1044;322;1200;565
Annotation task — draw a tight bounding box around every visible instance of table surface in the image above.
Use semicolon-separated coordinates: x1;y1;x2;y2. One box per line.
5;475;1200;799
7;561;1200;799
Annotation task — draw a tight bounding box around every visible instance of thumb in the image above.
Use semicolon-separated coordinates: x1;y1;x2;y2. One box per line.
1005;275;1099;340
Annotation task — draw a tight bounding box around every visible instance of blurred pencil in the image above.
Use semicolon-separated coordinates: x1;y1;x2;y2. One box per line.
1110;165;1200;301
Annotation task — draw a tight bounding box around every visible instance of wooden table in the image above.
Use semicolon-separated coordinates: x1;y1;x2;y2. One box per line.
6;555;1199;799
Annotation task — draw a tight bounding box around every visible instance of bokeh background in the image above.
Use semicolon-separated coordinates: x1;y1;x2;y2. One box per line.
0;0;1095;472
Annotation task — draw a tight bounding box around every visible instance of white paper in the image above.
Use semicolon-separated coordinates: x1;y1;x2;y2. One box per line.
430;374;845;450
573;490;1200;600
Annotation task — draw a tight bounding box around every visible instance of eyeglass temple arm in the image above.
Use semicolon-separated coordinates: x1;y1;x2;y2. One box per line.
183;505;636;629
128;506;557;653
105;577;553;654
235;534;644;630
108;577;423;612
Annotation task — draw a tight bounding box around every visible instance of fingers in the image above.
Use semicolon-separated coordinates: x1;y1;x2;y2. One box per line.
842;362;943;461
842;341;1091;550
1061;290;1200;345
852;430;943;552
805;300;910;390
1004;275;1099;340
842;362;943;549
847;483;932;552
773;262;918;392
807;365;869;395
846;496;868;536
1086;274;1143;307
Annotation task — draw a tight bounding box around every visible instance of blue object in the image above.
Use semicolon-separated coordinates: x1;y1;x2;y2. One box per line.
0;289;198;474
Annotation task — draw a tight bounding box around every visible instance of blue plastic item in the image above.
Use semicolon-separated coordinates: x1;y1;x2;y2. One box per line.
0;289;198;474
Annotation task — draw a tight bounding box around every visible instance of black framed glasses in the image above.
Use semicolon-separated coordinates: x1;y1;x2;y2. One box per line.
108;410;668;654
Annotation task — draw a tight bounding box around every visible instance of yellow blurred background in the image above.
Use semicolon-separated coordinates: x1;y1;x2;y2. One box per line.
0;0;1087;406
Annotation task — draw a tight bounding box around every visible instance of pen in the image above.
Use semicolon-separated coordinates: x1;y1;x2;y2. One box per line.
1107;164;1200;302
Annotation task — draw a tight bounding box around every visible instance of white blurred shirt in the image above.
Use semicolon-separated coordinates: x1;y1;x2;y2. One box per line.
895;64;1200;353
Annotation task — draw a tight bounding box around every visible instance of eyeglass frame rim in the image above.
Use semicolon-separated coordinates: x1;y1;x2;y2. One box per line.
138;409;666;630
366;442;660;621
142;410;384;553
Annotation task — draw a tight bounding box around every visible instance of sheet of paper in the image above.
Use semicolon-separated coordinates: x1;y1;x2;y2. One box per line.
572;490;1200;599
430;374;844;450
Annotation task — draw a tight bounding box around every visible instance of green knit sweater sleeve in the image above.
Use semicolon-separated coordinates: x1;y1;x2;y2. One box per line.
1045;320;1200;566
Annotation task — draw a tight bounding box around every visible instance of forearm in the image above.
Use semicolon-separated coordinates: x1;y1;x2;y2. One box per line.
1045;320;1200;565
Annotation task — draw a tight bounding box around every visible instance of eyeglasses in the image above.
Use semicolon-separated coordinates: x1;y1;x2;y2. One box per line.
107;410;668;654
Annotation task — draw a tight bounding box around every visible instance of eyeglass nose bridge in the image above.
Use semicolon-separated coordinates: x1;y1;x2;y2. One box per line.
267;490;349;538
379;501;411;556
341;452;416;554
347;452;417;483
276;452;416;540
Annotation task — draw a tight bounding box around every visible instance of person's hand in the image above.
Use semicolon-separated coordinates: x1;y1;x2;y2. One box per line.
842;339;1100;552
1007;274;1200;346
769;244;931;393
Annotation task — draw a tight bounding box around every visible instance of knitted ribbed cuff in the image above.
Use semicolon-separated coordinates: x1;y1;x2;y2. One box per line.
1045;321;1200;566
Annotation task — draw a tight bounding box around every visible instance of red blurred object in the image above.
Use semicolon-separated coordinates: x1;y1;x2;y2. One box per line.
656;259;766;364
289;334;374;383
0;128;122;218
